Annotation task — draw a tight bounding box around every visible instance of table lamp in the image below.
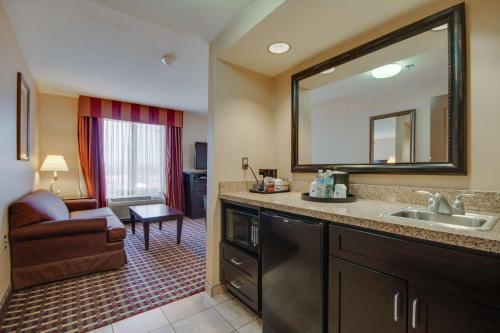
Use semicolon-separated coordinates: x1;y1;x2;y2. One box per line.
40;155;69;195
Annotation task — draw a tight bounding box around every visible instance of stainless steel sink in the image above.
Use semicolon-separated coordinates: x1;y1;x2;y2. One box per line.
382;208;499;231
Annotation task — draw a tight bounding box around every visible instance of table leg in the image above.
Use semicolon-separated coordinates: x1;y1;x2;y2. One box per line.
130;210;136;234
159;221;162;230
144;222;150;250
177;216;183;244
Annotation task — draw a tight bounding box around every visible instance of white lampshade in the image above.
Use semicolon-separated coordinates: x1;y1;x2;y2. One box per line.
387;155;396;164
40;155;69;172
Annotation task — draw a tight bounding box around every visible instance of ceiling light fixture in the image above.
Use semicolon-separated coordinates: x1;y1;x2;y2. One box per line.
161;54;176;66
431;23;448;31
371;63;402;79
321;67;336;74
268;42;290;54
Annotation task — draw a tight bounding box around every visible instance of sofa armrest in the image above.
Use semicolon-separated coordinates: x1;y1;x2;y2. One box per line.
10;218;107;242
64;199;98;212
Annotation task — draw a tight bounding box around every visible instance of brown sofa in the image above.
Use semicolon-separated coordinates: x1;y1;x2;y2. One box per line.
8;190;126;290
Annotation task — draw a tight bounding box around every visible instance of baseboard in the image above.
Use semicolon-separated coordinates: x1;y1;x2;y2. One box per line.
205;281;224;297
0;284;12;318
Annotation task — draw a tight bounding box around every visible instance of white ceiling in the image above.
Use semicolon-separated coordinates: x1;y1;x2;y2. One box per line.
219;0;440;77
92;0;254;43
2;0;253;113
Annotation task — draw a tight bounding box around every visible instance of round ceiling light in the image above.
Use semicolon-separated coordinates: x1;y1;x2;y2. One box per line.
268;42;290;54
371;63;402;79
431;23;448;31
321;67;336;74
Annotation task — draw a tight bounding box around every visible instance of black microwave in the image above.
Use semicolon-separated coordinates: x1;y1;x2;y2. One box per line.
225;206;259;253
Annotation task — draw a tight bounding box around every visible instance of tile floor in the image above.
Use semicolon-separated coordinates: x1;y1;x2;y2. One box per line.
88;291;261;333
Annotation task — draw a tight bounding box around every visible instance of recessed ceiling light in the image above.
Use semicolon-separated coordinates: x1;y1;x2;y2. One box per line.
268;42;290;54
321;67;336;74
371;63;402;79
431;23;448;31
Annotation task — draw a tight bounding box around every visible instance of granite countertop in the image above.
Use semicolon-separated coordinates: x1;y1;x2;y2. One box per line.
219;191;500;254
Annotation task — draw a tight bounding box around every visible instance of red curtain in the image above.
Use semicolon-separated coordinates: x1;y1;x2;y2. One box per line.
78;95;184;209
166;126;184;212
78;116;107;207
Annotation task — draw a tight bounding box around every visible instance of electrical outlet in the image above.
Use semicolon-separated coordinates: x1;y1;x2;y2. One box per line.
242;157;249;170
3;234;7;250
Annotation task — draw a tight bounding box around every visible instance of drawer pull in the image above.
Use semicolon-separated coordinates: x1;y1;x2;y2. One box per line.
393;292;400;322
230;280;243;289
230;257;243;266
411;298;418;329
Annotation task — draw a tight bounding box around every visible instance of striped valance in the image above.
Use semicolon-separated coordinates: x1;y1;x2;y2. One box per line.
78;95;183;128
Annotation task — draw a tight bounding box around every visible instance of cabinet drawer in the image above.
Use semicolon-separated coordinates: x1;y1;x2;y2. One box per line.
192;180;207;193
329;225;500;309
221;242;258;284
221;263;258;312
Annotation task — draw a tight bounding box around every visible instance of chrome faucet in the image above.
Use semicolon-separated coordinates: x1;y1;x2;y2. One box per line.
417;191;475;215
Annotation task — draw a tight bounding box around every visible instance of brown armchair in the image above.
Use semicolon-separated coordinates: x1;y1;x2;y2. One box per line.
9;190;126;290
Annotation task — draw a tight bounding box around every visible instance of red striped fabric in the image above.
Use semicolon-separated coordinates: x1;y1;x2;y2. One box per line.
78;95;183;128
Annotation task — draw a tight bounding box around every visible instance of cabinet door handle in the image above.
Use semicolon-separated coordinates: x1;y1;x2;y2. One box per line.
411;298;418;329
393;292;400;322
230;257;243;266
230;280;242;289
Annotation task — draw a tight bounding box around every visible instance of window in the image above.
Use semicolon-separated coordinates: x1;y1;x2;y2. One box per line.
103;119;166;198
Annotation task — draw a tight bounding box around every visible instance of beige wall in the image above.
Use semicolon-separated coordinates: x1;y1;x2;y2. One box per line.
0;2;40;302
182;112;208;172
206;57;274;288
273;0;500;191
39;94;82;196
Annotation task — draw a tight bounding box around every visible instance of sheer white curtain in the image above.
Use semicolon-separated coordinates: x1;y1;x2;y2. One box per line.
103;119;166;198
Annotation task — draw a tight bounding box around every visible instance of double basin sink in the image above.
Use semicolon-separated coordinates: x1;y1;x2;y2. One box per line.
382;208;499;231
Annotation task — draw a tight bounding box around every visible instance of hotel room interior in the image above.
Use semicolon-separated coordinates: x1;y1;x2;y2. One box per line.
0;0;499;332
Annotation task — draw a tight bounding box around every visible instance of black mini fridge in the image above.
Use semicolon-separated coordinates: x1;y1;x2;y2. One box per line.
261;211;327;333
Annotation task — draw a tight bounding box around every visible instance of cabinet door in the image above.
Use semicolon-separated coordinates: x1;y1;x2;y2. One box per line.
329;257;407;333
408;284;500;333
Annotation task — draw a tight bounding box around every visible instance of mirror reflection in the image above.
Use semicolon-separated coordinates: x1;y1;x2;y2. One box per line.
370;110;415;164
297;26;449;165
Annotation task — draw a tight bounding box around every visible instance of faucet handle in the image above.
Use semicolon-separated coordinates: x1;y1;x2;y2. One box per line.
416;191;434;198
452;193;475;215
417;191;435;208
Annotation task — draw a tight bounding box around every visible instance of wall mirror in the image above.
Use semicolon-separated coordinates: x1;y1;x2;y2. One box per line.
291;3;466;174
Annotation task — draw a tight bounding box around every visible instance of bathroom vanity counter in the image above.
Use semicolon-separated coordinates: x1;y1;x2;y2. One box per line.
219;191;500;254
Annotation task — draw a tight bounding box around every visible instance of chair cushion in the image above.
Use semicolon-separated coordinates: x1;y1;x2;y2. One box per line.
71;208;125;242
9;190;70;228
106;216;126;242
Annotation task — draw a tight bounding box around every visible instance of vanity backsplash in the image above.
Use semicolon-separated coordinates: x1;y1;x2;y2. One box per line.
219;180;500;214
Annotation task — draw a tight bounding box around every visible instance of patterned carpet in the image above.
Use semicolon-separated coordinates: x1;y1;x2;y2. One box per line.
0;218;206;333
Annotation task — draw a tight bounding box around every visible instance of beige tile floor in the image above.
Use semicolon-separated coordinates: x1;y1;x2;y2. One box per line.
88;291;262;333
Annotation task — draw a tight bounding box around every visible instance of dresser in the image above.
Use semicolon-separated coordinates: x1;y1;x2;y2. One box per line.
183;172;207;219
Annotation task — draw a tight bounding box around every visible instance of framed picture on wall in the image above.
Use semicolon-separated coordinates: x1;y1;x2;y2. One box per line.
17;72;30;161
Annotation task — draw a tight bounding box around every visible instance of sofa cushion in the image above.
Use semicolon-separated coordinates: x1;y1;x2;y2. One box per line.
70;207;115;219
71;208;126;242
9;190;70;228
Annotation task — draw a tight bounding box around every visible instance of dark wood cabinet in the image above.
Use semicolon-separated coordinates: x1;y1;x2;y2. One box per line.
408;284;500;333
328;225;500;333
183;172;206;219
329;257;407;333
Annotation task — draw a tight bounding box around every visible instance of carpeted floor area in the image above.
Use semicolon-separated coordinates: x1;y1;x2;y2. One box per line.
0;218;206;333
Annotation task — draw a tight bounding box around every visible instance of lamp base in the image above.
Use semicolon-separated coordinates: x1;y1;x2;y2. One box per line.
50;174;62;196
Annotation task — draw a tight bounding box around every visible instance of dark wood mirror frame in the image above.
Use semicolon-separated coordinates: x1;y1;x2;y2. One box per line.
369;109;416;164
291;3;466;174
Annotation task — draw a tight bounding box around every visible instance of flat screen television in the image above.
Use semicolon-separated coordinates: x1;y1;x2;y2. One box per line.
194;142;207;170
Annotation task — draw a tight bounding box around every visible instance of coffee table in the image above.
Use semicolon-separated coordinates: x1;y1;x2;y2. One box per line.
129;204;184;250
